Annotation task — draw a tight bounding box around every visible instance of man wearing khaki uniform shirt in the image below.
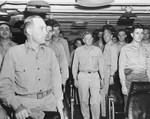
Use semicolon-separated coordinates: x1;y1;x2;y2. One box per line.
119;24;149;118
141;27;150;80
0;16;63;119
72;31;104;119
0;22;17;119
0;23;17;58
53;22;71;67
101;28;118;118
45;20;69;87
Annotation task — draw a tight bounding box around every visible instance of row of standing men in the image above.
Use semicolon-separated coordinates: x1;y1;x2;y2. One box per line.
0;15;150;119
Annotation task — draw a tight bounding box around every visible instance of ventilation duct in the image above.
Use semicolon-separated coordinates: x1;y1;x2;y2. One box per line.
0;8;10;21
76;0;114;7
70;21;88;29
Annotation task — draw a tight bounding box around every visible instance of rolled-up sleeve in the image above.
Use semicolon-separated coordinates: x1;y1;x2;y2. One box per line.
0;49;21;110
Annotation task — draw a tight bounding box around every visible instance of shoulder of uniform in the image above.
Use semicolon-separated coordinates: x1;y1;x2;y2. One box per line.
93;45;101;51
6;44;23;54
75;46;83;52
54;41;63;47
60;38;68;43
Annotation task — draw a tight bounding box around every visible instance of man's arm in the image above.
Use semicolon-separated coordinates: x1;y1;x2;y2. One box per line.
59;44;69;86
119;47;128;95
98;49;104;79
72;49;79;87
63;40;71;67
110;45;118;76
51;51;63;101
51;51;64;118
0;49;21;110
98;49;104;88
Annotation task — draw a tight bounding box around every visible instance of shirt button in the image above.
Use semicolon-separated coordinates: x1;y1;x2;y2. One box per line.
38;68;40;70
23;70;25;72
39;79;40;81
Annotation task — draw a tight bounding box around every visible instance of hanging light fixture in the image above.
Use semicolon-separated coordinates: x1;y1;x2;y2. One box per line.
119;6;137;19
117;6;136;26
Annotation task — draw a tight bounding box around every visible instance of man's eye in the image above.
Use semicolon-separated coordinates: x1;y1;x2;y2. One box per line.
0;28;3;30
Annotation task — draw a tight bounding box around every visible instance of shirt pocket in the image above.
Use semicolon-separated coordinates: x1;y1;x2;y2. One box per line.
79;55;85;65
92;55;99;63
15;64;26;73
15;64;27;85
44;64;52;81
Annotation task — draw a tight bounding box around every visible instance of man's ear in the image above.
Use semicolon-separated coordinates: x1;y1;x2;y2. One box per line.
82;38;85;43
26;27;32;36
9;33;12;38
111;34;113;39
131;33;133;37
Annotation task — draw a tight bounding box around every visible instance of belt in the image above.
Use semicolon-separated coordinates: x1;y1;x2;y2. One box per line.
80;70;97;74
16;89;52;99
132;70;146;74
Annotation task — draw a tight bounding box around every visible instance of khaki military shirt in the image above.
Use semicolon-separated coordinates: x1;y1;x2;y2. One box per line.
0;41;62;110
72;45;104;80
103;40;118;75
45;41;69;84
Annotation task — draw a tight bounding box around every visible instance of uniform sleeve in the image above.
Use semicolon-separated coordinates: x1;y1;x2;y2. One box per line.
98;49;104;79
63;40;71;67
51;51;63;101
119;47;127;87
110;45;118;75
145;48;150;81
59;44;69;84
72;49;79;80
0;49;21;110
0;54;3;69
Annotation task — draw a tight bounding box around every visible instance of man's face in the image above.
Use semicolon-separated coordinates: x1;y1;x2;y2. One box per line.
143;29;150;41
118;31;126;42
0;24;11;39
75;40;82;48
53;26;60;37
103;29;112;43
83;34;93;46
131;28;144;43
98;31;103;38
31;18;48;44
45;26;53;41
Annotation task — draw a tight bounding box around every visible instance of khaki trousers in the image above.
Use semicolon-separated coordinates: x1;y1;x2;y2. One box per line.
100;66;111;117
78;72;101;119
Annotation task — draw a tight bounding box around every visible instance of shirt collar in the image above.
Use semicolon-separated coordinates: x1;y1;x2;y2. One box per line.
84;45;94;50
0;39;14;47
106;40;113;46
45;40;53;47
24;41;45;53
130;41;142;48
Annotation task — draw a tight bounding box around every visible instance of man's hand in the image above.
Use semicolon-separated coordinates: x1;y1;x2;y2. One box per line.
109;76;114;85
15;105;32;119
74;79;79;88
